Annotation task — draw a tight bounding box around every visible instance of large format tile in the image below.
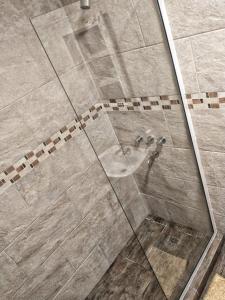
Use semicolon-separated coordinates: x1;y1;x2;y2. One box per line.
0;101;38;172
60;192;122;270
0;28;53;109
17;79;75;144
165;0;225;39
191;109;225;152
16;132;96;214
135;168;206;211
108;111;173;147
191;29;225;92
0;186;34;252
0;252;27;299
116;44;177;97
13;247;74;300
208;186;225;217
55;246;109;300
60;64;100;114
210;152;225;188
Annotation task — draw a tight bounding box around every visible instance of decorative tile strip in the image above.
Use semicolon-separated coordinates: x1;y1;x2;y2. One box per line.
1;91;225;193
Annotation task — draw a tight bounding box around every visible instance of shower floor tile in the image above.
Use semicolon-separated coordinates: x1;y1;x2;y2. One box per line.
86;215;209;300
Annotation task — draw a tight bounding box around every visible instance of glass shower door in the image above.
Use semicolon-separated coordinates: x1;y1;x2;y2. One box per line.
31;0;214;298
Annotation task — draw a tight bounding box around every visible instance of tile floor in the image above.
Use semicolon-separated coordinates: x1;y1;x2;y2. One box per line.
86;215;210;300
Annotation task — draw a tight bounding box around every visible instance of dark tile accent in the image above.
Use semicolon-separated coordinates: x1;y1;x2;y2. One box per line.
53;137;61;145
25;151;34;160
219;98;225;103
16;164;26;173
4;166;15;175
192;99;203;104
48;146;57;154
133;102;141;106
36;150;45;157
151;101;159;106
43;138;52;146
0;179;6;187
112;107;119;111
162;105;171;110
160;95;169;100
170;100;180;105
206;92;218;98
141;97;149;102
208;103;219;109
69;125;76;133
109;99;116;103
83;115;90;122
143;106;151;110
60;126;67;134
64;135;72;142
92;113;99;120
89;106;95;112
10;174;20;183
30;160;39;168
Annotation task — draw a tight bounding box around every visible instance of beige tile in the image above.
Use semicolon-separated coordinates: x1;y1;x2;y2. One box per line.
208;186;225;216
17;79;75;144
0;28;54;109
16;132;96;213
213;214;225;233
99;213;133;265
0;186;34;251
191;110;225;152
191;29;225;92
117;44;177;97
60;194;122;270
108;111;173;148
13;248;74;300
141;193;171;221
164;107;192;149
0;252;28;298
132;0;164;45
200;151;218;187
210;152;225;188
0;102;38;172
60;64;100;114
135;170;207;212
55;246;109;300
204;273;225;300
167;201;212;233
165;0;225;39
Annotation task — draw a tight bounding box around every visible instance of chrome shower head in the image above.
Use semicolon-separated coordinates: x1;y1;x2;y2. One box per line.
80;0;90;9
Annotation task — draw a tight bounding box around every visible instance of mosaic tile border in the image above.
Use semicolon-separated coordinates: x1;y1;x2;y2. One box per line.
1;91;225;193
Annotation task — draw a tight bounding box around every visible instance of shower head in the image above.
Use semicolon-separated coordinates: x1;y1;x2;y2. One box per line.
80;0;90;9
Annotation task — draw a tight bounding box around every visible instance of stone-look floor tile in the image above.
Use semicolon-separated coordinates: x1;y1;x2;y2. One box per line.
17;79;75;144
60;64;100;115
84;113;120;156
16;132;96;214
191;110;225;152
116;44;177;97
0;26;54;110
108;111;173;148
200;151;218;187
191;29;225;92
0;252;28;299
0;186;34;252
135;168;206;212
136;146;200;183
5;192;84;276
86;254;166;300
208;186;225;217
55;246;110;300
132;0;164;45
164;107;192;149
99;213;133;266
203;273;225;300
213;214;225;233
165;0;225;39
0;102;38;172
60;193;122;270
13;247;75;300
166;201;213;233
141;193;171;221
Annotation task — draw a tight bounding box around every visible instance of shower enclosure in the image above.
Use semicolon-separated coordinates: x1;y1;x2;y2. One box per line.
29;0;214;298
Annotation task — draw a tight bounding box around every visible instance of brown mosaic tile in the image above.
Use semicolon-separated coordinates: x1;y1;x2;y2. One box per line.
0;179;6;187
143;106;151;110
60;126;68;134
30;160;39;168
64;134;72;142
10;174;20;183
141;97;148;102
160;95;169;100
89;106;95;112
170;100;180;105
43;138;52;146
4;166;15;175
16;164;26;173
96;106;102;112
48;146;57;154
208;103;219;109
219;98;225;103
162;105;171;110
53;137;61;145
125;98;132;102
133;102;141;106
25;151;34;160
112;107;119;111
69;125;76;133
192;99;203;104
207;92;218;98
128;106;135;110
83;115;90;122
36;149;45;157
151;101;159;106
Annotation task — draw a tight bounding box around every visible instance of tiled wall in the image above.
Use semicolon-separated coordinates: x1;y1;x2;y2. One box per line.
0;0;141;298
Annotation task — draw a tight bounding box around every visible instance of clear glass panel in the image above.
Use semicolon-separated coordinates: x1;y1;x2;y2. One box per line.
31;0;213;298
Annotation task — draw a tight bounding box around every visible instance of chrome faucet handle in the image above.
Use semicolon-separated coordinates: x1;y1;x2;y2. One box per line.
157;137;166;146
135;135;143;146
146;136;155;146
